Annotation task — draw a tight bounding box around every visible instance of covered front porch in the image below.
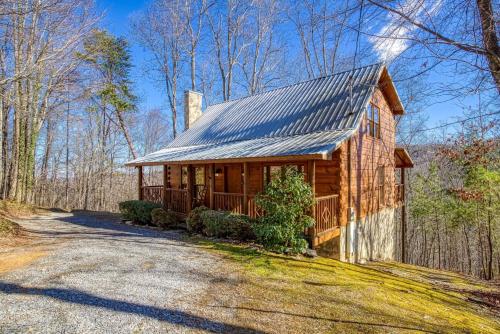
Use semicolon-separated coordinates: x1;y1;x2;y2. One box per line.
136;160;340;247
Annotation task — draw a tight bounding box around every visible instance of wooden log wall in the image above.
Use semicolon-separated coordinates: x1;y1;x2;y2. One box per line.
337;87;397;223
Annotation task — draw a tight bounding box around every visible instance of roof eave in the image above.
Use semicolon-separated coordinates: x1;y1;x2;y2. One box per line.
380;67;405;115
125;152;329;167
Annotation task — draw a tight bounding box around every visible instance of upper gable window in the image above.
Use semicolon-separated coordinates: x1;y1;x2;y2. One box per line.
366;104;381;139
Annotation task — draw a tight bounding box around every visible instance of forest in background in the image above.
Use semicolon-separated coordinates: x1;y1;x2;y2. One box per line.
0;0;498;279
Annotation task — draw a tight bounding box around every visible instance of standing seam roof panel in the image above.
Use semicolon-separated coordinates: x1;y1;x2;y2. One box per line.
167;63;384;148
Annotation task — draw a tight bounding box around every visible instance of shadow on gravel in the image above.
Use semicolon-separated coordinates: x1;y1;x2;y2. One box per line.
28;211;189;244
0;281;264;334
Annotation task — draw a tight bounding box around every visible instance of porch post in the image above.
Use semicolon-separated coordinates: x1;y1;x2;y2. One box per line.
209;164;215;209
243;162;249;215
163;165;168;209
187;164;193;213
137;166;143;201
307;160;316;246
401;167;406;263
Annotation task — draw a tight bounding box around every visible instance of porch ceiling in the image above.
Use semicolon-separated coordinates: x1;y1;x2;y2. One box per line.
395;147;414;168
126;128;354;166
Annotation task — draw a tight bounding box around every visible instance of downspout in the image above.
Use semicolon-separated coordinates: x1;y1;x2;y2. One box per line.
340;137;354;263
347;139;352;209
346;137;357;263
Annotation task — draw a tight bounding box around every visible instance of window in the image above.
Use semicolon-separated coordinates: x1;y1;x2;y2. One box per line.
263;165;282;185
263;164;305;185
366;104;381;139
194;166;205;185
193;166;206;202
181;166;188;189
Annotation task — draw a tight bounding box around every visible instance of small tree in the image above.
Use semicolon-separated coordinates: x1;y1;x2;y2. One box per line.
77;29;138;159
254;166;314;253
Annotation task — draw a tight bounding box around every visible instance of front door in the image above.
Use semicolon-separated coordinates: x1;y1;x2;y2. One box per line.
226;165;242;193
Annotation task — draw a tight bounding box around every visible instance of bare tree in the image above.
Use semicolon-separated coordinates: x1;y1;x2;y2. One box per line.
367;0;500;94
132;0;185;138
0;0;97;201
207;0;250;101
0;32;11;198
288;0;353;78
135;108;171;155
182;0;209;91
239;0;285;95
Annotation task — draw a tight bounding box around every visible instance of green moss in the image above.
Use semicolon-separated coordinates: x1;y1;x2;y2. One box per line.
196;239;500;334
0;217;21;237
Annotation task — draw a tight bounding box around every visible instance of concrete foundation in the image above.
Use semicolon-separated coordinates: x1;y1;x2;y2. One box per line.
339;225;347;262
346;221;357;263
321;208;397;263
356;207;396;261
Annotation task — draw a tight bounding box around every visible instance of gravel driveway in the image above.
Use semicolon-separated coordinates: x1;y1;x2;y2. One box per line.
0;212;258;333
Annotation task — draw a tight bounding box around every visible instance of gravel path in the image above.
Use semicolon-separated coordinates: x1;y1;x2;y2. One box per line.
0;212;257;333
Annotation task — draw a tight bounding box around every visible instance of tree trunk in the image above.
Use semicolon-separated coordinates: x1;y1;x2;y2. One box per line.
486;198;493;280
116;111;137;159
0;90;9;198
463;225;472;275
476;0;500;93
190;49;196;90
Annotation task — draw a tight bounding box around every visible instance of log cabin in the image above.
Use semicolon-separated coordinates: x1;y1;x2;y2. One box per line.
125;63;413;263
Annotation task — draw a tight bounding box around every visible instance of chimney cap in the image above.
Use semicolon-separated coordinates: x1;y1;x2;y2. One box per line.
184;90;203;96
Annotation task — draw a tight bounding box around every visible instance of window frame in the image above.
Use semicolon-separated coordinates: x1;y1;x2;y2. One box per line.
366;103;381;139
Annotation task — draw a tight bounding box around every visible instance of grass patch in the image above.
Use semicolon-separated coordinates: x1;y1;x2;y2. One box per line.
0;217;21;237
0;200;49;219
195;239;500;334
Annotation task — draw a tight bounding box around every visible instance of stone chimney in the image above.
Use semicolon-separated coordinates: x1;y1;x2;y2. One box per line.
184;90;203;130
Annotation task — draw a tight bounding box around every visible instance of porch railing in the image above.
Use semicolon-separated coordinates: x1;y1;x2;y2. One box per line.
165;188;189;214
142;186;340;235
395;184;404;204
141;186;163;205
214;192;244;214
141;186;188;214
247;195;263;219
314;194;339;234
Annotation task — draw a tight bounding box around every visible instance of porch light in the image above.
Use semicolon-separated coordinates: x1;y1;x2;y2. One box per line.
215;168;223;177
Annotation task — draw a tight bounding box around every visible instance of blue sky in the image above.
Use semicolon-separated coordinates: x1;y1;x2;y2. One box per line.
97;0;164;111
97;0;487;131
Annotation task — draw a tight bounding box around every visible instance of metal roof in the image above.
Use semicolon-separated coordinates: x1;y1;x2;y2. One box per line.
126;63;388;166
126;129;354;166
